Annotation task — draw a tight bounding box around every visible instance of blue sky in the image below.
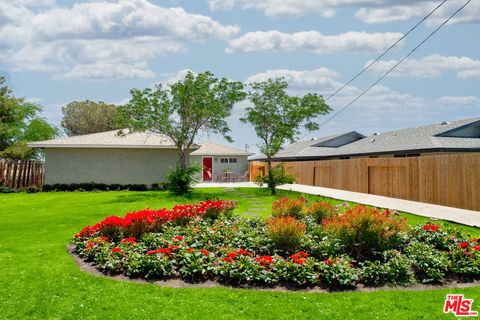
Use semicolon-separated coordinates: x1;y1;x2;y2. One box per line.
1;0;479;152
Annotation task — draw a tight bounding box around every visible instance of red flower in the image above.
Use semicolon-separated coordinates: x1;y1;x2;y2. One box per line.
385;208;390;216
111;247;122;253
324;257;334;266
85;242;94;249
255;255;273;267
460;242;470;249
101;236;108;241
292;258;306;265
227;252;238;259
199;249;209;255
168;245;180;250
473;245;480;251
173;235;183;241
187;248;195;253
236;249;250;256
297;251;309;258
423;224;440;232
223;257;234;263
121;237;136;244
147;248;172;256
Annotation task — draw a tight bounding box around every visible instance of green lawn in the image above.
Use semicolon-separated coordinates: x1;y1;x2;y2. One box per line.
0;188;479;319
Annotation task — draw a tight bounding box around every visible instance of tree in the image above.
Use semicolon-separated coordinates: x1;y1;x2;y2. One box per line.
61;100;120;136
0;77;58;159
119;71;246;172
241;78;331;194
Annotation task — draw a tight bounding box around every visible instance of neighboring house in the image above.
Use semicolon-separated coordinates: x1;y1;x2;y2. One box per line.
249;117;480;211
28;130;250;186
190;141;252;182
250;117;480;161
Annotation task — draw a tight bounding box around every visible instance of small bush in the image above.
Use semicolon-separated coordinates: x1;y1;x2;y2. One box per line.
318;256;358;289
272;197;306;219
303;201;336;223
360;251;414;287
450;240;480;279
204;200;237;220
166;165;201;195
0;186;15;193
276;254;318;286
43;182;148;192
254;165;295;195
266;216;306;252
323;205;409;260
405;242;449;283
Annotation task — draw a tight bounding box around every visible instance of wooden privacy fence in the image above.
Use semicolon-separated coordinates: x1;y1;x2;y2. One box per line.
0;158;45;189
250;153;480;211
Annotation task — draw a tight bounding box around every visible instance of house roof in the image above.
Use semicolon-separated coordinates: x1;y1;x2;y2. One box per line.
27;129;186;149
250;117;480;161
190;141;253;156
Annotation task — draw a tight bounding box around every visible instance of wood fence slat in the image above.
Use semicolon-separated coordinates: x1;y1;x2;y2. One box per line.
0;158;45;189
250;153;480;211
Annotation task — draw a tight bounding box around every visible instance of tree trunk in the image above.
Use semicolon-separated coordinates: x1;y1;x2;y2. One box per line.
178;149;187;170
267;157;276;195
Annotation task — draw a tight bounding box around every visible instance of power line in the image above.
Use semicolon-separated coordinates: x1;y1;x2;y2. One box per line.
307;0;471;138
324;0;449;102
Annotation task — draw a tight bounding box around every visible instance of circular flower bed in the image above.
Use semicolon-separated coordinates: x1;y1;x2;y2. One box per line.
71;197;480;290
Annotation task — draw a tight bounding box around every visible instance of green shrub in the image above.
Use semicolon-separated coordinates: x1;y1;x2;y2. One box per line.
318;256;358;289
449;240;480;279
43;183;148;192
166;165;201;195
405;242;449;283
408;223;455;251
266;216;306;252
323;205;409;260
0;186;15;193
254;165;295;195
271;196;306;219
360;251;413;287
303;201;336;223
276;255;318;286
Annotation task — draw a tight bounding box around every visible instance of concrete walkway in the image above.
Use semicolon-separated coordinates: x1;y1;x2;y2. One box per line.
195;182;261;188
278;184;480;227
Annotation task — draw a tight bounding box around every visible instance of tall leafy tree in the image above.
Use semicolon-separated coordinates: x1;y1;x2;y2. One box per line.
119;71;246;170
241;78;331;194
0;76;58;159
61;100;120;136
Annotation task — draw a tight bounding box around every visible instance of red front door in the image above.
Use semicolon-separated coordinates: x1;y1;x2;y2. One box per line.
202;157;213;182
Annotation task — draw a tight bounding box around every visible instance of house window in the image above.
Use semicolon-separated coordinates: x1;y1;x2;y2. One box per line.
220;158;228;163
229;158;237;163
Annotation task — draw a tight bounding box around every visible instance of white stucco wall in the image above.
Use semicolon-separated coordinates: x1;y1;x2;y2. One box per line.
190;155;249;181
44;148;181;186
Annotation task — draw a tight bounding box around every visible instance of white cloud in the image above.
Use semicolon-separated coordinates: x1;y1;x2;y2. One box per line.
356;0;480;25
208;0;235;11
0;0;239;79
60;62;156;80
208;0;479;26
246;68;341;92
227;30;404;54
243;67;480;133
367;54;480;78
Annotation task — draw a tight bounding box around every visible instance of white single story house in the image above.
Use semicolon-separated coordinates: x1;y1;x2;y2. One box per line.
28;130;252;186
190;141;252;182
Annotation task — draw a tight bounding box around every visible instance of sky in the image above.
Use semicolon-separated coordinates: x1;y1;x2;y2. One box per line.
0;0;479;153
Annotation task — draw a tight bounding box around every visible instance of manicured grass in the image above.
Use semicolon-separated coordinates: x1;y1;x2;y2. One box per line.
0;188;479;319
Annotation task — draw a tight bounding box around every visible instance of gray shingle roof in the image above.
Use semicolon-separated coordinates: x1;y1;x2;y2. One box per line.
28;129;195;149
190;141;253;156
252;117;480;161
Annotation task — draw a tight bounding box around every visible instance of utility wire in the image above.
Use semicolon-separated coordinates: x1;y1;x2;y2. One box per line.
304;0;471;139
323;0;449;102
